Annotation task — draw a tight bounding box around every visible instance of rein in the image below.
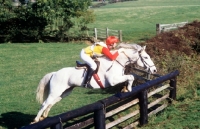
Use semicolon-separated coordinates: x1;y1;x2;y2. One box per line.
114;51;155;72
139;53;155;69
107;51;135;72
116;51;133;68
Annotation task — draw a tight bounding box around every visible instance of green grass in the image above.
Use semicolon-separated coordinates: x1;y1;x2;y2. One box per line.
1;0;200;128
142;99;200;129
89;0;200;42
0;43;114;129
138;80;200;129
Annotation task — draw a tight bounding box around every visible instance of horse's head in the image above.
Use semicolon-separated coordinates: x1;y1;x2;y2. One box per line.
136;46;157;74
116;43;157;74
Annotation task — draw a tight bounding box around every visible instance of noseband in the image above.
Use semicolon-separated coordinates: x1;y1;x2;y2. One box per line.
138;52;155;70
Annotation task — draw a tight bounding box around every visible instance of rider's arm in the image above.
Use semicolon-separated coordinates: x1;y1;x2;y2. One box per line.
102;47;119;60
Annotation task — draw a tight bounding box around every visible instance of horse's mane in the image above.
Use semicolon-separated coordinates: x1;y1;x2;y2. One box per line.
116;43;142;51
96;43;142;60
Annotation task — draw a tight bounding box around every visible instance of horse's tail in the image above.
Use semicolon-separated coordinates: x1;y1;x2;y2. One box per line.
36;72;55;104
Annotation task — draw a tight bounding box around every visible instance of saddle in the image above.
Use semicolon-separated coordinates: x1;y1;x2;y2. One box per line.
76;60;103;88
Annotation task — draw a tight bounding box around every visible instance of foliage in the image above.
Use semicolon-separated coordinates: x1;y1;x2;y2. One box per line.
144;21;200;99
0;0;94;42
39;0;93;41
0;1;48;42
68;10;95;40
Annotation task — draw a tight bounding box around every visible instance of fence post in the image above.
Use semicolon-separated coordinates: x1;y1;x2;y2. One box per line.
156;24;160;35
94;103;105;129
118;30;122;42
138;90;148;125
169;77;177;102
106;27;109;38
50;122;62;129
94;28;97;40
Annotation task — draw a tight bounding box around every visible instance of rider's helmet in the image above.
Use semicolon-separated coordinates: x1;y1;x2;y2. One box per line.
106;36;119;46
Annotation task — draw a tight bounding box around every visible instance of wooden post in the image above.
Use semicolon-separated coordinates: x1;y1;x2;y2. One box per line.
156;24;160;35
94;104;105;129
138;90;148;126
106;27;109;38
169;77;177;101
50;122;62;129
94;28;97;40
118;30;122;42
146;69;151;80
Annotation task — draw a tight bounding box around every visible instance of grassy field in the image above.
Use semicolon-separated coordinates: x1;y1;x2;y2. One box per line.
1;0;200;129
90;0;200;42
1;44;200;129
0;43;117;129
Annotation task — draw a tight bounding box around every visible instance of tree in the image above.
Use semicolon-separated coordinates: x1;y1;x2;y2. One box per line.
0;0;94;42
42;0;94;41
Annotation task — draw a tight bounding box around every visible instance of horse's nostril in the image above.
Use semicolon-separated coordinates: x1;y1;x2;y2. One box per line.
154;70;157;73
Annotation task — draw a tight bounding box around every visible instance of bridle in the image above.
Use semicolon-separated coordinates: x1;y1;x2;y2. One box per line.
115;51;132;69
138;51;155;69
115;51;155;71
106;52;129;71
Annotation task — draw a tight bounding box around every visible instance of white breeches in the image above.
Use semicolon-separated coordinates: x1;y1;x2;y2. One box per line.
80;49;97;70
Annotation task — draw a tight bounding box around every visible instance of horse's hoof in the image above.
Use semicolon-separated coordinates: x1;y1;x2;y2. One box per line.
39;116;45;121
121;87;129;92
30;120;37;124
30;122;36;124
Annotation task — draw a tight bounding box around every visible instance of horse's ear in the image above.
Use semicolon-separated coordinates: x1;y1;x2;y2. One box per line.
139;45;146;53
143;45;146;50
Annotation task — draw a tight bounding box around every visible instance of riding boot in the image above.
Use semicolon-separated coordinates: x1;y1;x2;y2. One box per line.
85;68;95;86
93;74;104;88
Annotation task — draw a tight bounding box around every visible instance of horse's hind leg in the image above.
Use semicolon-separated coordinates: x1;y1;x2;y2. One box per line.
33;103;49;123
42;86;74;119
33;93;60;123
42;97;62;119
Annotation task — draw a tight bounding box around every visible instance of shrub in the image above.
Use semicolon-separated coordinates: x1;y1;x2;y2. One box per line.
144;20;200;99
0;0;94;43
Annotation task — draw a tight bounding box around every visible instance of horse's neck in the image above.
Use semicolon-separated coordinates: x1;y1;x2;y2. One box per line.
97;57;115;69
97;51;129;72
97;49;139;73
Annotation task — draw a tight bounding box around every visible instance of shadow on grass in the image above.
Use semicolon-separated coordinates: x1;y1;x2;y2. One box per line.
0;112;35;129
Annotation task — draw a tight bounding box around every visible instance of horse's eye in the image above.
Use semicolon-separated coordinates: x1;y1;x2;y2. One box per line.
143;57;148;59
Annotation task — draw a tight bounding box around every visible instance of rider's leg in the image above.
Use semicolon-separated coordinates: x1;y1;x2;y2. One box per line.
93;73;104;88
80;49;97;84
86;68;95;83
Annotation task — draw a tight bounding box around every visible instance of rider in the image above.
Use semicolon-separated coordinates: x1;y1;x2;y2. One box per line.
80;36;124;87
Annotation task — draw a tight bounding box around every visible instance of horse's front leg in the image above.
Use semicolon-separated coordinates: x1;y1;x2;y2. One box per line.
106;74;134;92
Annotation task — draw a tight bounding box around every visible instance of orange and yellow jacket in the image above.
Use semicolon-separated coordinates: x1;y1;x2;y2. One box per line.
84;42;119;60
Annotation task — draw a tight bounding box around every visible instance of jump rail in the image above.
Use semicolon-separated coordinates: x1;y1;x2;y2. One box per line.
87;27;122;42
156;21;188;34
21;70;179;129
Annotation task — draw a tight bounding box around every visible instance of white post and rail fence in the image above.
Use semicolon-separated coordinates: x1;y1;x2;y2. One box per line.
156;21;188;34
87;27;123;42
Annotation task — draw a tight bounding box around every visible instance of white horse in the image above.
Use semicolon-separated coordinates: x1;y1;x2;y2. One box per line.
32;43;157;123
